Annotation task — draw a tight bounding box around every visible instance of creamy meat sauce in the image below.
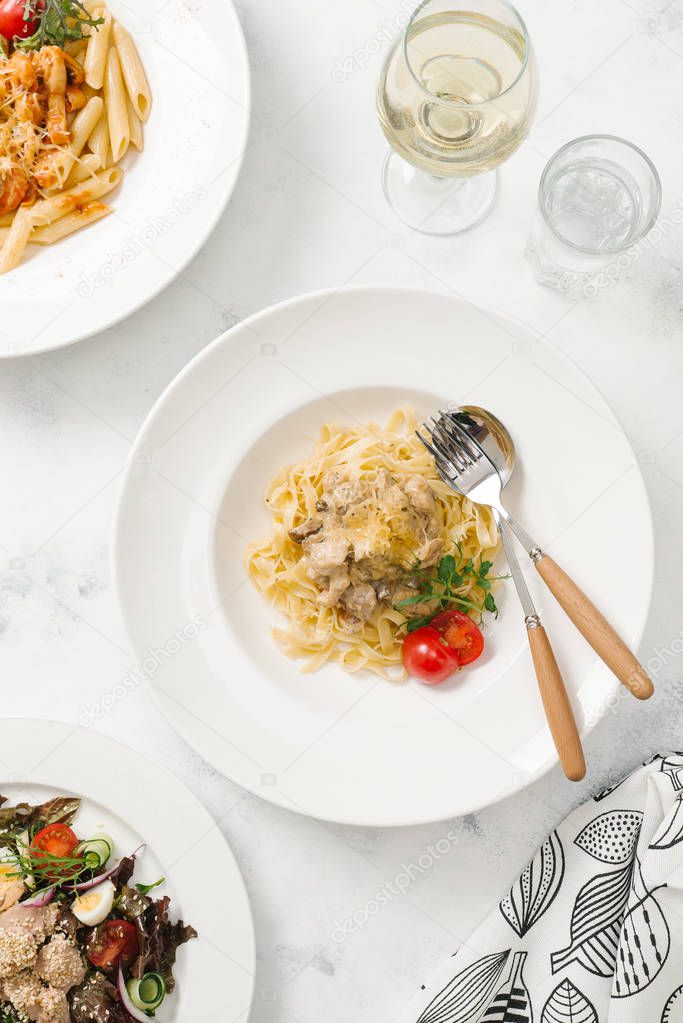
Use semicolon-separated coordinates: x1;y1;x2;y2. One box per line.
289;470;443;631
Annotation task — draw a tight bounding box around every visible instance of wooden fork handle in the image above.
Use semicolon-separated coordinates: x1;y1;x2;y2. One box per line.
535;555;654;700
527;623;586;782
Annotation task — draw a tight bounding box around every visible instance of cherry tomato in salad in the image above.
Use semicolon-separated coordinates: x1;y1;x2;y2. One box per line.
0;0;42;40
31;823;81;880
430;609;485;666
87;919;140;970
402;610;485;684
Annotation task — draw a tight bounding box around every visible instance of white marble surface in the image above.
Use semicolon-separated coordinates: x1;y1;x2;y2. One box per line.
1;0;683;1019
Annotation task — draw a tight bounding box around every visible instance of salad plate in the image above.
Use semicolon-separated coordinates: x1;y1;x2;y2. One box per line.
0;0;250;357
0;719;255;1022
114;285;654;827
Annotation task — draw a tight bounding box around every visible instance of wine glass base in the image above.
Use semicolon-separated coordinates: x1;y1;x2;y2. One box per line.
382;152;498;235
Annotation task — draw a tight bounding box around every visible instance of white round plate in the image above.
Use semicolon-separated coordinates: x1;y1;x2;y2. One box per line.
0;0;250;357
0;719;255;1023
114;286;654;827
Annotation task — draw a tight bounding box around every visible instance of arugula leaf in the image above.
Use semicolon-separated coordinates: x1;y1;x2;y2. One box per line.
16;0;103;51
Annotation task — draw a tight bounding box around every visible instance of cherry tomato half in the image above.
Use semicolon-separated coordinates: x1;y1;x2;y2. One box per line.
31;823;80;880
0;0;42;40
87;919;140;970
430;610;485;666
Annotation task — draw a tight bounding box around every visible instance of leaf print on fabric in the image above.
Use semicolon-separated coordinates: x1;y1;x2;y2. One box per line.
613;858;669;999
551;861;633;977
500;832;565;937
659;755;683;792
662;985;683;1023
541;980;597;1023
650;797;683;851
481;951;533;1023
416;949;510;1023
594;755;662;801
574;810;643;864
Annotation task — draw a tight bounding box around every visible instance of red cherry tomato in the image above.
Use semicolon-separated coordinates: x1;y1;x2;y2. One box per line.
402;610;485;684
31;823;80;880
87;919;140;970
402;626;460;685
0;0;42;40
430;609;485;666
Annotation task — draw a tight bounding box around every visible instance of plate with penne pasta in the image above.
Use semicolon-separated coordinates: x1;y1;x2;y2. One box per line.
0;0;250;355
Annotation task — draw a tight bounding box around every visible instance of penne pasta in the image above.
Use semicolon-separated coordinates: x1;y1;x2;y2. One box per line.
103;46;130;163
30;167;122;227
65;152;102;187
88;113;110;166
84;8;111;90
0;208;34;274
52;95;104;187
31;202;111;244
112;21;151;122
0;2;150;273
126;95;143;152
65;38;88;58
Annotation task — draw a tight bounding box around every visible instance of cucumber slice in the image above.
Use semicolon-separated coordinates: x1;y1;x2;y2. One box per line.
77;833;113;869
126;973;166;1012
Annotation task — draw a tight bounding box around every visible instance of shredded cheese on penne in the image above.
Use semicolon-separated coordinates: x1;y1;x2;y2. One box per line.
0;7;152;272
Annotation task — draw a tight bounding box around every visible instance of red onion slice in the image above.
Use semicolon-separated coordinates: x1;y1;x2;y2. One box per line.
72;844;146;893
117;966;150;1022
21;886;56;907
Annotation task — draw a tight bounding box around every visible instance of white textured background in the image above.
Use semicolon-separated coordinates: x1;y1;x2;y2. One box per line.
0;0;682;1020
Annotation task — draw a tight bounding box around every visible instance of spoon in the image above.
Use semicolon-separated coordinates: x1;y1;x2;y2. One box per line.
446;406;653;701
420;416;586;781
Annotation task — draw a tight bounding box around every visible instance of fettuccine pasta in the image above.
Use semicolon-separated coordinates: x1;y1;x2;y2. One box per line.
247;408;500;680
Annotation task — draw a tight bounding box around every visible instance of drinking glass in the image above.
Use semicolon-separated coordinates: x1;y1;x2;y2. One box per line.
377;0;538;235
526;135;662;297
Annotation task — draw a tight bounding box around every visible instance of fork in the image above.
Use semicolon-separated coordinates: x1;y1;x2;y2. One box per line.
423;412;653;702
418;416;587;781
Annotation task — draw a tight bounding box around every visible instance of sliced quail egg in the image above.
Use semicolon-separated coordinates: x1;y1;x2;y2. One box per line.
72;879;116;926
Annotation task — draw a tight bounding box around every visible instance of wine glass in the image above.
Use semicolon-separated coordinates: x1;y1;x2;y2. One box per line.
377;0;538;235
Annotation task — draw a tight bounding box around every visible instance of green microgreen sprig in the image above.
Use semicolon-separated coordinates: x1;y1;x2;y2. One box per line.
136;876;165;896
394;544;507;633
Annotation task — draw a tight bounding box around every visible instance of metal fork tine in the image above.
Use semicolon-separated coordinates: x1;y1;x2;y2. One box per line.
439;413;484;466
416;428;463;484
416;428;449;468
429;417;471;471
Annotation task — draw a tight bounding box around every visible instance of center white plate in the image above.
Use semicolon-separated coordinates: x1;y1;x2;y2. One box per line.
114;286;654;827
0;719;255;1023
0;0;250;357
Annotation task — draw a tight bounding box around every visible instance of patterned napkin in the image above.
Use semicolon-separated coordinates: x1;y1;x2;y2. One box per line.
401;753;683;1023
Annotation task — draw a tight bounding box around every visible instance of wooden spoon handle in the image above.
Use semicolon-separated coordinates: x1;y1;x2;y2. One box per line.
535;555;653;700
527;623;586;781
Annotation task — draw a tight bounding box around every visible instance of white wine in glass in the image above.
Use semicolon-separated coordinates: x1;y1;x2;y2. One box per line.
377;0;538;234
